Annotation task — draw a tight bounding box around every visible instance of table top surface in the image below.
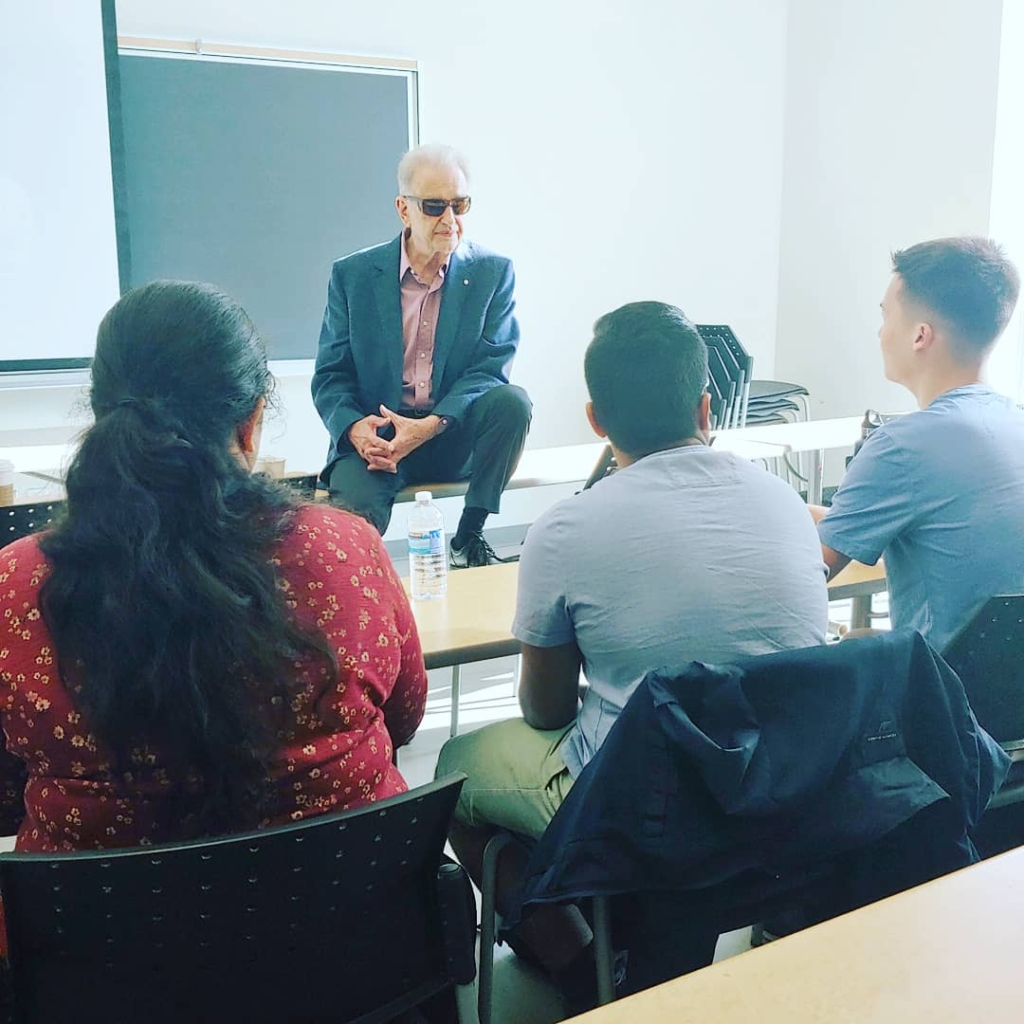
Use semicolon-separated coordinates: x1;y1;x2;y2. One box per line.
406;559;885;669
721;415;865;452
720;413;906;454
571;846;1024;1022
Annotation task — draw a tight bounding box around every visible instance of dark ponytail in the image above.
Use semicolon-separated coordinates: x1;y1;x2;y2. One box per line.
39;281;333;832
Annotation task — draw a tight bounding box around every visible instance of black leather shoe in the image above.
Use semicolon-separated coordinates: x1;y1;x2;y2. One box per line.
449;532;512;568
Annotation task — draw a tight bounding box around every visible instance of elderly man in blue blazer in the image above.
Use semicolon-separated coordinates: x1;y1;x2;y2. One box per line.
312;144;532;565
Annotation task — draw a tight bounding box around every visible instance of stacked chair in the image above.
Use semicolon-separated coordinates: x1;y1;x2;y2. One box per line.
744;379;811;425
696;325;810;428
696;325;753;430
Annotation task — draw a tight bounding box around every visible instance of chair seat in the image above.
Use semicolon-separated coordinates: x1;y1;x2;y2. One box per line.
749;380;810;401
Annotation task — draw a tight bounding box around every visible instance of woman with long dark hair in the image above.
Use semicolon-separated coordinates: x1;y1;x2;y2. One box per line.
0;282;426;886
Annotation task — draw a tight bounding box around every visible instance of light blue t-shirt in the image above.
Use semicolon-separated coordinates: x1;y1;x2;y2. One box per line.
819;385;1024;652
513;445;829;777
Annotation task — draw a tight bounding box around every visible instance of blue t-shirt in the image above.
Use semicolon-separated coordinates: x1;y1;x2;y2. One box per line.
513;445;829;777
819;385;1024;651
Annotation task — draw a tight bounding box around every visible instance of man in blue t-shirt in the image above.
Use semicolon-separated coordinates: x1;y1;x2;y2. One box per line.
816;236;1024;651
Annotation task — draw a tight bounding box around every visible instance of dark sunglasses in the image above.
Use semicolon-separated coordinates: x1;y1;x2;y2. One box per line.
403;195;472;217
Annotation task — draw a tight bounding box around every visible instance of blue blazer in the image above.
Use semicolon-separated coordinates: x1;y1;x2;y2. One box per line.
311;234;521;476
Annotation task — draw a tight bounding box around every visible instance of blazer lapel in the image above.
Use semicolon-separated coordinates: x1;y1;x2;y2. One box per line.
373;236;404;399
432;246;469;387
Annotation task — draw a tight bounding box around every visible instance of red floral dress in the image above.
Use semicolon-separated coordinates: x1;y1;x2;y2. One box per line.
0;504;427;953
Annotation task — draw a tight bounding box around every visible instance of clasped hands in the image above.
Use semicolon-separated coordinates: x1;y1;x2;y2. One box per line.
347;405;441;473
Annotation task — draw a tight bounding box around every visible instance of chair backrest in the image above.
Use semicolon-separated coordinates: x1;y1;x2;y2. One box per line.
581;444;617;491
697;325;754;428
705;346;737;430
0;775;472;1024
942;595;1024;747
1;500;65;547
511;631;1008;994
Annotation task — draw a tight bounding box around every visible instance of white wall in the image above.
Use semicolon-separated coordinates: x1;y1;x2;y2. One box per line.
0;1;121;371
1;0;789;475
774;0;1005;422
988;0;1024;400
6;1;1014;503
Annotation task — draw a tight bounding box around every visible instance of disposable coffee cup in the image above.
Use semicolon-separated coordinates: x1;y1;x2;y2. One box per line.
254;455;286;479
0;460;14;506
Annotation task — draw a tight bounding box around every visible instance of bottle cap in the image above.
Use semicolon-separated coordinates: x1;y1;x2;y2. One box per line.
414;490;433;503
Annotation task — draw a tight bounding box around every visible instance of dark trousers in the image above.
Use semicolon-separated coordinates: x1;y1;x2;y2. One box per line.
327;384;532;535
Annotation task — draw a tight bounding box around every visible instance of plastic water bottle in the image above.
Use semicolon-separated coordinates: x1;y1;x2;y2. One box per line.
408;491;448;600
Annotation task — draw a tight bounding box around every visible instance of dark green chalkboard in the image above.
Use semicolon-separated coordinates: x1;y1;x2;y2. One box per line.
114;48;416;361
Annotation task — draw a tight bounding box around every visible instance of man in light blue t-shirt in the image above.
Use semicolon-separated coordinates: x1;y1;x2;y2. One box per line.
817;237;1024;651
435;302;828;983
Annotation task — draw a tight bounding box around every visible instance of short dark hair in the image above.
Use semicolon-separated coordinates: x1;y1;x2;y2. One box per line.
891;237;1020;357
584;301;708;457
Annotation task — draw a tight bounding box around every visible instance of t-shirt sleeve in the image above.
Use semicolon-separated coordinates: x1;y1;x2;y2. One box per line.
818;427;916;566
512;506;575;648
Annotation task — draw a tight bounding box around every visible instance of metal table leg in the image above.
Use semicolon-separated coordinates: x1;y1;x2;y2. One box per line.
450;663;461;738
850;593;872;631
809;446;824;505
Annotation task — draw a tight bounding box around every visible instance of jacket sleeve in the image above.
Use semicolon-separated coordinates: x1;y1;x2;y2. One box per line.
311;262;366;455
431;258;521;425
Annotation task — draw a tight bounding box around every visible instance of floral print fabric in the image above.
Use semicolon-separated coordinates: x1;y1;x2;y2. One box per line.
0;504;427;949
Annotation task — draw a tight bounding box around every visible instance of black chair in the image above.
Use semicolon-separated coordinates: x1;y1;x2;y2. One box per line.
745;379;810;424
697;325;753;429
581;445;617;491
1;500;64;547
481;631;1008;1013
942;596;1024;853
0;775;477;1024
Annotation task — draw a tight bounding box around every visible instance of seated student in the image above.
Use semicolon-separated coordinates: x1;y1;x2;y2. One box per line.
0;282;427;951
435;301;828;991
815;237;1024;651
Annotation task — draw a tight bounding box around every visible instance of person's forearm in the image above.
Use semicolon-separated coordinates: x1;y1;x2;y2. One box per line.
807;503;830;524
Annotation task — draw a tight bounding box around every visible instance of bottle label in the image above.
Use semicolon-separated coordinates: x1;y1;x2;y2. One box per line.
409;528;444;556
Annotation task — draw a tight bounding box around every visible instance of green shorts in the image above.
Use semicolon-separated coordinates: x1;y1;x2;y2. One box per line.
435;718;576;839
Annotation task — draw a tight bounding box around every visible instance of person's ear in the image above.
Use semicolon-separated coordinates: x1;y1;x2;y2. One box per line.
585;401;608;439
697;391;712;433
396;195;411;227
236;397;266;456
912;321;935;352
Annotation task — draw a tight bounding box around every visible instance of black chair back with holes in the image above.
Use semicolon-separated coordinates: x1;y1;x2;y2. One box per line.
697;325;753;428
942;596;1024;747
1;501;65;547
0;775;474;1024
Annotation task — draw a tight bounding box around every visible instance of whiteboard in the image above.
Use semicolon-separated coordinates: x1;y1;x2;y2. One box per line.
113;39;418;363
0;0;120;374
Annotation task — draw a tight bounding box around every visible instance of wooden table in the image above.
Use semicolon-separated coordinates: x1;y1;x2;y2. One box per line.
405;559;887;736
828;558;888;630
571;846;1024;1022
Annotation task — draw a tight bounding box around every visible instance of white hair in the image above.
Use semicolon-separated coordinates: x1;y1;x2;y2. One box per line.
397;144;471;194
